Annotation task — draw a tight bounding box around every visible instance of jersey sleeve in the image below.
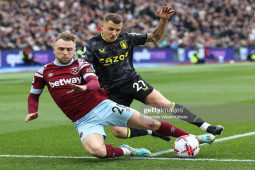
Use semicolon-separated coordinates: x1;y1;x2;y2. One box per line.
30;66;47;94
78;59;100;90
82;44;94;63
28;65;47;114
128;33;147;46
78;59;97;81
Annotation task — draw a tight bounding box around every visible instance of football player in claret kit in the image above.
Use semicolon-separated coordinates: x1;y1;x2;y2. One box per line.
82;5;224;140
25;32;215;158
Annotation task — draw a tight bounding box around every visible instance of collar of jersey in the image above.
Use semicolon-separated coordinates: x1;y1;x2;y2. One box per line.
101;32;118;42
54;59;74;66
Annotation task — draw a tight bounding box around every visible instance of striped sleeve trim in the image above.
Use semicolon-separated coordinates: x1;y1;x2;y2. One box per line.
38;64;47;75
83;73;97;80
30;88;43;94
80;63;90;70
35;73;43;78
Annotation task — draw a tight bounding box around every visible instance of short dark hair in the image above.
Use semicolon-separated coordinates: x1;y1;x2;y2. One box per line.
55;32;77;44
103;13;123;24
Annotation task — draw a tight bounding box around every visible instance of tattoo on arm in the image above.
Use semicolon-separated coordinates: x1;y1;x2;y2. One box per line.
147;19;167;42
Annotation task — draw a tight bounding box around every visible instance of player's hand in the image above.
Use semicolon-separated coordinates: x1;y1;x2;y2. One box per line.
25;112;38;122
67;83;87;94
157;6;175;20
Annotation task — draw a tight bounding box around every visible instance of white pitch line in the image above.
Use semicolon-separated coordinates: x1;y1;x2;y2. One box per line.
0;131;255;162
0;155;96;159
151;131;255;157
0;154;254;162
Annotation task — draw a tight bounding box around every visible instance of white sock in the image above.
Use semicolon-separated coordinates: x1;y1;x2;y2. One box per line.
147;130;152;135
200;122;211;132
120;147;131;155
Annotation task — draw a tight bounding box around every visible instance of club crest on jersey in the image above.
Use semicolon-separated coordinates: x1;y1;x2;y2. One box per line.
120;40;128;49
70;67;79;75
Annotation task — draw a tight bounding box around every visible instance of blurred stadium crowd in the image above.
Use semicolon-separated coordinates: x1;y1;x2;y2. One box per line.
0;0;255;51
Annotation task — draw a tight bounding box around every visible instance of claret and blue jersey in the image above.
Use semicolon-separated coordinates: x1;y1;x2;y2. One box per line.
30;59;108;122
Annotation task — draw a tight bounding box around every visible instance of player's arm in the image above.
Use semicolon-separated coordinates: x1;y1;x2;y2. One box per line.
25;94;40;122
146;5;175;42
25;69;46;122
67;60;100;94
82;43;94;63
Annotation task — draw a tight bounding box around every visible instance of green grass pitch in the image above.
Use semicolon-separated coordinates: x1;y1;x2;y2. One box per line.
0;62;254;169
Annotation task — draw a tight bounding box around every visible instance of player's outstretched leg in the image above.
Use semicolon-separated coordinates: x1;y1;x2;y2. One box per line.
155;122;215;144
169;103;224;135
144;90;224;135
169;105;225;135
127;111;218;145
127;111;189;138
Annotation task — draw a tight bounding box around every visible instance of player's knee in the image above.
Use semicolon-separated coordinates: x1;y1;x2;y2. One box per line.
148;120;161;131
86;145;107;158
110;127;127;139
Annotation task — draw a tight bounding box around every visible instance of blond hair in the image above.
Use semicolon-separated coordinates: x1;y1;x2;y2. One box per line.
55;32;77;45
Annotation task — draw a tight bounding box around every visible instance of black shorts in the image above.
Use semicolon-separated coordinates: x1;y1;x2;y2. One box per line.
107;75;153;107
